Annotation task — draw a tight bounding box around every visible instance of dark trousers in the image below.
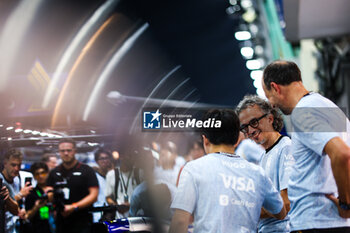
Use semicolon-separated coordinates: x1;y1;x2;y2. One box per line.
291;227;350;233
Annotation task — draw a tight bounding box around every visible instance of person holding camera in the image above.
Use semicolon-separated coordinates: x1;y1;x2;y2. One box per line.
25;162;53;233
0;149;29;233
47;138;98;233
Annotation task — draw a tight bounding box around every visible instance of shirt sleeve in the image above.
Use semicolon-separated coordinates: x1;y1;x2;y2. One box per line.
262;174;283;215
291;107;342;156
85;165;99;188
170;167;196;214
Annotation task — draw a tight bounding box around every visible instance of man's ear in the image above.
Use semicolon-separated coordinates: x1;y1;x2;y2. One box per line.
202;135;210;154
270;82;281;94
267;113;274;124
202;135;209;146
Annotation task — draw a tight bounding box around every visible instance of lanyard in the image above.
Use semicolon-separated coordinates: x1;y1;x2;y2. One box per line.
119;168;133;195
36;189;42;197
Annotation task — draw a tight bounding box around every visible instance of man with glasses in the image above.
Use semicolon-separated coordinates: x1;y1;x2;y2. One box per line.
262;60;350;232
92;148;114;222
237;95;294;233
47;138;98;233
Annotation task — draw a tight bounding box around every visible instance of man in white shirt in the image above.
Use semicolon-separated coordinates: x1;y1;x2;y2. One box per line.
262;60;350;232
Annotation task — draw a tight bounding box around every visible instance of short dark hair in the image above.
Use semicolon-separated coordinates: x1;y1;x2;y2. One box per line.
30;162;48;175
263;60;302;90
94;148;112;162
4;149;23;161
58;138;76;148
201;109;240;145
236;95;284;132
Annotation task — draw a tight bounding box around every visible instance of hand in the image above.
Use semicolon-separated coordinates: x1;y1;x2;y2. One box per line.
326;194;350;218
18;208;26;220
0;186;9;201
61;204;75;217
20;183;33;198
117;202;130;214
35;199;47;209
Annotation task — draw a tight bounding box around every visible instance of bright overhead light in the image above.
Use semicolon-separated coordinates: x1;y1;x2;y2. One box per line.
229;0;237;5
246;59;264;70
88;142;99;147
250;70;263;80
226;7;235;15
6;126;13;130
253;76;262;89
23;129;32;133
255;45;264;56
32;131;40;135
7;137;12;141
249;23;259;36
242;8;257;23
241;0;253;9
15;129;23;133
240;47;254;59
234;31;251;41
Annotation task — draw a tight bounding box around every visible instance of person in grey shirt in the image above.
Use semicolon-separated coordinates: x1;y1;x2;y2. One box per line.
237;95;294;233
262;60;350;232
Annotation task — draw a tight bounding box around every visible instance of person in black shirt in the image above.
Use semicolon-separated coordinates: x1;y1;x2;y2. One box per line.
47;138;99;233
25;162;52;233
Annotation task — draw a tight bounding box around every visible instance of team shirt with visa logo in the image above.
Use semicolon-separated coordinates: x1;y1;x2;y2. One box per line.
172;152;283;233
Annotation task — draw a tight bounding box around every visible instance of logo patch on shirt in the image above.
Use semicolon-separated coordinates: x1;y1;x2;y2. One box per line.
73;172;82;176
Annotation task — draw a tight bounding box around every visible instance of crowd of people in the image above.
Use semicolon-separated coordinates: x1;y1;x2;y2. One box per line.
0;135;205;233
1;60;350;233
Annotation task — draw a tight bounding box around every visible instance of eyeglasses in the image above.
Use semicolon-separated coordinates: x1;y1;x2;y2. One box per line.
240;113;268;134
34;171;48;177
59;149;73;153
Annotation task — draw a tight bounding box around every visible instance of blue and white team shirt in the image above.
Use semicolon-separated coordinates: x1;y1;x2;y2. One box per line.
171;152;284;233
288;92;350;231
258;136;294;233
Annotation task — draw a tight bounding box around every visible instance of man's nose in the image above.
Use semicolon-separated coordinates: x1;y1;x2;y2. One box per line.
247;125;256;136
